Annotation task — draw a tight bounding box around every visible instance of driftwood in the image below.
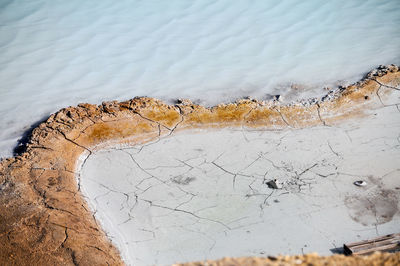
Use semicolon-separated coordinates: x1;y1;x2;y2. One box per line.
344;233;400;255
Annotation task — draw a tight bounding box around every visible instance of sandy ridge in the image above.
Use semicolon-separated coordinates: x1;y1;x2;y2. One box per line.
0;65;399;265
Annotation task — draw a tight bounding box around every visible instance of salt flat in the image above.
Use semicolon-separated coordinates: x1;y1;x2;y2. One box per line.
79;101;400;265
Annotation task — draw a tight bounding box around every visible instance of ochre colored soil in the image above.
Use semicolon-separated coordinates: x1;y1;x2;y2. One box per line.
0;65;399;265
178;252;400;266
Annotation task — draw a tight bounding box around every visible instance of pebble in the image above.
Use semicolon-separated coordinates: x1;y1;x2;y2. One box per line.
354;180;367;187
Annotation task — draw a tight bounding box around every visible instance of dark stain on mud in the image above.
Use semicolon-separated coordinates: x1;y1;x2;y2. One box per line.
172;175;196;185
345;176;399;226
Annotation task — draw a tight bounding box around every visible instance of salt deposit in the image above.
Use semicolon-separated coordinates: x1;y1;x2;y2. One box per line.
1;0;400;158
79;102;400;265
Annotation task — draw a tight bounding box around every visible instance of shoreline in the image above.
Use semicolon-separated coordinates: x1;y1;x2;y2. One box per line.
0;65;399;265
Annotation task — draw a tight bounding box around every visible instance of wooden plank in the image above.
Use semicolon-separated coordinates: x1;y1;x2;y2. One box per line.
344;233;400;255
350;237;400;251
346;234;399;248
354;243;400;255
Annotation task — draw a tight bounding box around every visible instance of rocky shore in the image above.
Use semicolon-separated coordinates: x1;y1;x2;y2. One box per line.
0;65;399;265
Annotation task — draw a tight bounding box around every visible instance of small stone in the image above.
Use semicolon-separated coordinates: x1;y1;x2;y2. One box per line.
273;95;283;102
102;101;119;113
267;179;283;189
354;180;367;187
176;98;193;105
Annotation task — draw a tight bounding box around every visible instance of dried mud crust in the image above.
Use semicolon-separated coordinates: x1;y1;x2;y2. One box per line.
0;65;399;265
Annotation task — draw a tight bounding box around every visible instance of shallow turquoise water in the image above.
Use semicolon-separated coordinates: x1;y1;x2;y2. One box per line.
0;0;399;157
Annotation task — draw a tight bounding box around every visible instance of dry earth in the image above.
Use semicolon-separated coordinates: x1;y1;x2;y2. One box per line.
0;65;400;265
178;252;400;266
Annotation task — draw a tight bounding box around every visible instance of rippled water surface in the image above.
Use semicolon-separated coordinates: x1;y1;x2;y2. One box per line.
0;0;400;157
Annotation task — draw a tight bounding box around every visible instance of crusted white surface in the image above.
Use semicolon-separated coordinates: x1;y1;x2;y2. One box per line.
79;94;400;265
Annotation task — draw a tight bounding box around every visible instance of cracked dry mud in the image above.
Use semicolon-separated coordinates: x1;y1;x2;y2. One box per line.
1;65;400;265
80;104;400;265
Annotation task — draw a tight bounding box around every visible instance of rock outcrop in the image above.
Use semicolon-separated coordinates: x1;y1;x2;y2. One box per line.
0;65;399;265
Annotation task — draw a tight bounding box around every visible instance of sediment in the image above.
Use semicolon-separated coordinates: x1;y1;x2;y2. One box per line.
178;252;400;266
0;65;399;265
